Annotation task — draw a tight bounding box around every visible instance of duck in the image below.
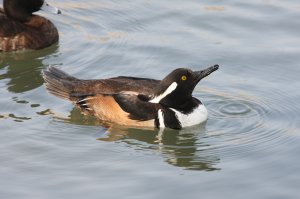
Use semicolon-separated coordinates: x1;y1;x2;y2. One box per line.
42;65;219;129
0;0;61;52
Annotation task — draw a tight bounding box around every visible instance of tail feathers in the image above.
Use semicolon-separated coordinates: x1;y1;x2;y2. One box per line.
42;66;78;100
45;66;78;81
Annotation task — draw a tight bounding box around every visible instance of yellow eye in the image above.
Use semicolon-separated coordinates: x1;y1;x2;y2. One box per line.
181;75;187;81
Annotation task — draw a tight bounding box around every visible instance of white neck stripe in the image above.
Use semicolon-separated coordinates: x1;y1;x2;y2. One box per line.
149;82;177;103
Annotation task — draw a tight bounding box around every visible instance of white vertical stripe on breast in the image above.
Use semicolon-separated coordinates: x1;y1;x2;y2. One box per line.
158;109;165;128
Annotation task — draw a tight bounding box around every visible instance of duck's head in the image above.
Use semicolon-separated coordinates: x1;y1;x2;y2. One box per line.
149;65;219;107
3;0;61;22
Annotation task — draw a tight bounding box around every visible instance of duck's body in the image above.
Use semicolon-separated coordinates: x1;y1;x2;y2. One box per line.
43;65;219;129
0;0;60;52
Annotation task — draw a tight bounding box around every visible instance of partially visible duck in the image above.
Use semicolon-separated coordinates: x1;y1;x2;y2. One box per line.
42;65;219;129
0;0;61;52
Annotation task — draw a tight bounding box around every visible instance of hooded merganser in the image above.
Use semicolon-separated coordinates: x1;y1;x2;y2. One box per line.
43;65;219;129
0;0;61;52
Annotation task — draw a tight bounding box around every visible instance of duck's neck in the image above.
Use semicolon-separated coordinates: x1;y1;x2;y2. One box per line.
160;92;201;114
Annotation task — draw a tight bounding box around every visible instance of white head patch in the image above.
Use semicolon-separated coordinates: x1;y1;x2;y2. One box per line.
149;82;177;103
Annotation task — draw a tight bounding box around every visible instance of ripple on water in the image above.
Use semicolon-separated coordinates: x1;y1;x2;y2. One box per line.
201;87;298;160
220;102;251;116
49;86;298;170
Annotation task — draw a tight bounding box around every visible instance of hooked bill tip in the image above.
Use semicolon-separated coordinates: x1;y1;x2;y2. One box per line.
195;64;220;80
212;64;219;71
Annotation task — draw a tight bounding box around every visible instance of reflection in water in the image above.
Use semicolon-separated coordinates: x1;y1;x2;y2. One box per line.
62;108;220;171
0;45;59;122
103;126;220;171
0;45;59;93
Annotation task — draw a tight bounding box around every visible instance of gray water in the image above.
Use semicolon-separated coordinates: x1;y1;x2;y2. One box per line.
1;0;300;198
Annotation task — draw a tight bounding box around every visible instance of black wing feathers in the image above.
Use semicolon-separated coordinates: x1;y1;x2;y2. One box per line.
113;93;159;121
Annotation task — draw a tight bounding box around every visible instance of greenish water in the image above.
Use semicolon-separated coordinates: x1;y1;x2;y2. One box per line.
1;0;300;198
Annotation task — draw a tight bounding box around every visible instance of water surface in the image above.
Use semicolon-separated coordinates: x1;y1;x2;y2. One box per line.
1;0;300;198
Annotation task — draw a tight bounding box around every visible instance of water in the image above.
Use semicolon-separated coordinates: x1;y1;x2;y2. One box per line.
1;0;300;198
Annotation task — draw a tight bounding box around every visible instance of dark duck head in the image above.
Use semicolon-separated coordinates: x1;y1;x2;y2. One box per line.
145;64;219;129
2;0;61;22
0;0;61;51
149;64;219;110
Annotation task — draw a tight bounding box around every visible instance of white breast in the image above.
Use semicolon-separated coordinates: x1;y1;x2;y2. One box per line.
171;105;208;127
